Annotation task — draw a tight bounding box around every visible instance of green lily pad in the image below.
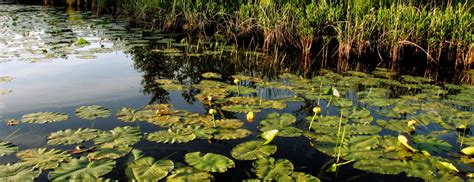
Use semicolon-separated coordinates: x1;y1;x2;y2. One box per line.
231;140;277;160
0;163;41;181
261;100;287;110
412;135;452;155
185;152;235;173
87;145;132;160
116;108;154;122
360;98;397;107
0;76;14;83
353;158;408;175
48;157;116;181
166;166;212;182
146;127;196;144
185;125;217;139
0;141;18;157
147;115;181;127
222;105;261;113
94;126;142;146
202;72;222;79
21;112;69;124
75;105;111;120
226;85;257;94
213;128;251;140
47;128;100;145
16;148;71;170
373;109;401;118
291;172;320;182
252;157;294;181
207;119;243;129
340;107;371;119
126;156;174;181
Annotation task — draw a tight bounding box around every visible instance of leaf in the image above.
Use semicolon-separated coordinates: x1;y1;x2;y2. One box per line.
412;135;452;155
21;112;69;124
17;148;71;170
87;145;132;160
290;172;320;182
461;146;474;156
260;113;296;127
94;126;142;146
252;157;294;181
202;72;222;79
166;166;212;182
231;140;277;160
47;128;100;145
48;157;116;181
0;163;41;181
116;108;153;122
147;115;181;127
261;130;279;145
75;105;111;120
185;152;235;173
353;158;408;175
222;105;261;113
146;127;196;144
126;156;174;181
226;85;257;94
213;128;251;140
207;119;244;129
0;141;18;157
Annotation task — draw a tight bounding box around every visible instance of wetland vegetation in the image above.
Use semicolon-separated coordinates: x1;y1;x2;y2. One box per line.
0;1;473;181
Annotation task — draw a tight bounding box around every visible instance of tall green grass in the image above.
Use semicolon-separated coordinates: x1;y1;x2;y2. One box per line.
67;0;474;72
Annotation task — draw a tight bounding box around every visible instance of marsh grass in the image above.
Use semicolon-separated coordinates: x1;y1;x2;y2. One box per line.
58;0;472;73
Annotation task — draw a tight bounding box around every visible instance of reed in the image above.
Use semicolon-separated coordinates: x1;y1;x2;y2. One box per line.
56;0;473;73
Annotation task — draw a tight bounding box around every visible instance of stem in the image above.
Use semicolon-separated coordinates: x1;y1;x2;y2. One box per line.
211;114;216;128
308;112;317;131
327;95;333;108
317;81;323;106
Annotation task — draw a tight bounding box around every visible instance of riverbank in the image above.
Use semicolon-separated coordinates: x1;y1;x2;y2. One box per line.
120;0;473;73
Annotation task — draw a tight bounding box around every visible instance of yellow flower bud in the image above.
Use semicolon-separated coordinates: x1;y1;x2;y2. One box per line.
234;79;241;85
208;109;217;115
312;107;321;114
246;111;254;122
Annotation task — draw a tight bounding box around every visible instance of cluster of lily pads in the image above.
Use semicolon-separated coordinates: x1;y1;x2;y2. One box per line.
1;68;473;181
0;76;13;96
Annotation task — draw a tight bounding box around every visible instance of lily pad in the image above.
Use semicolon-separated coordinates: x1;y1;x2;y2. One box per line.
146;127;196;144
231;140;277;160
166;166;212;181
222;105;261;113
213;128;252;140
291;172;320;182
116;108;154;122
0;163;41;181
16;148;71;170
21;112;69;124
87;145;132;160
47;128;100;145
75;105;111;120
202;72;222;79
48;157;116;181
94;126;142;146
0;141;18;157
252;157;294;180
126;156;174;181
185;152;235;173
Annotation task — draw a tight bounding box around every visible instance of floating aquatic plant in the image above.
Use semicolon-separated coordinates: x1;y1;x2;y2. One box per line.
185;152;235;173
231;140;277;160
0;141;18;157
48;157;116;181
94;126;142;146
252;157;294;181
0;163;41;181
20;112;69;124
126;155;174;181
166;166;212;181
47;128;100;145
146;127;196;144
16;148;71;170
75;105;111;120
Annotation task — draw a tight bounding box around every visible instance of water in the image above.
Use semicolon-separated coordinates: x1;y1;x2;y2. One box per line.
0;4;472;182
